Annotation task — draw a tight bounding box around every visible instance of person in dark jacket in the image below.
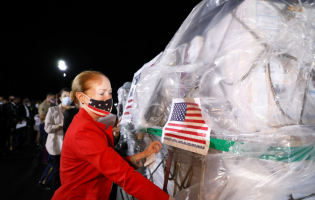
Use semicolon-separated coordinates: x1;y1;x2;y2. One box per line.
7;97;22;151
62;107;79;138
0;96;8;155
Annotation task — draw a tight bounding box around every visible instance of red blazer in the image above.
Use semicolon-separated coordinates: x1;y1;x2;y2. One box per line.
52;108;169;200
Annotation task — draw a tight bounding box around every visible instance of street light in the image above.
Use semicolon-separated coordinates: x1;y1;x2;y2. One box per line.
58;60;67;88
58;60;67;71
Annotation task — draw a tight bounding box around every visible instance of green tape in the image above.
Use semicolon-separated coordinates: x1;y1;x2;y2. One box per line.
141;127;314;163
209;138;235;152
259;146;314;163
140;128;163;137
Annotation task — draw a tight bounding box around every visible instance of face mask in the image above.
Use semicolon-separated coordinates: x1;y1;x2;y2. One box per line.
50;98;55;103
10;99;13;102
0;102;3;105
35;104;39;108
82;93;112;117
62;97;72;106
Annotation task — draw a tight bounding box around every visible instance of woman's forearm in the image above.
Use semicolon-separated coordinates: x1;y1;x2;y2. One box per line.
133;151;147;162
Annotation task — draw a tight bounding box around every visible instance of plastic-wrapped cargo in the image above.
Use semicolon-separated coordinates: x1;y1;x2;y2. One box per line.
116;82;132;119
141;133;204;197
121;0;315;199
132;0;315;134
203;125;315;200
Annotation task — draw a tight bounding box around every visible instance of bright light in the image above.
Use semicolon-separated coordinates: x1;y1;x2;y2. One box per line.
58;60;67;71
63;73;66;77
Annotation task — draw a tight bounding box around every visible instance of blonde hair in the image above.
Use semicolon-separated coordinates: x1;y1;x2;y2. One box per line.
70;70;106;106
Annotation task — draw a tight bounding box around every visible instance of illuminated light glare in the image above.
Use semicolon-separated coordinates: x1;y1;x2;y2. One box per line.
58;60;67;71
63;73;66;77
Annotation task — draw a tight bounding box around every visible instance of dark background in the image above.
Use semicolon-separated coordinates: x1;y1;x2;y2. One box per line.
1;0;202;105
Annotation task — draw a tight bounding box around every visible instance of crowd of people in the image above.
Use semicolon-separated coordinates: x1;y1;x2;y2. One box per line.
0;89;79;194
1;70;172;200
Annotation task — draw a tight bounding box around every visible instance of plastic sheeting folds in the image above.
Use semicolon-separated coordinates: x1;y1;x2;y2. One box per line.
120;0;315;199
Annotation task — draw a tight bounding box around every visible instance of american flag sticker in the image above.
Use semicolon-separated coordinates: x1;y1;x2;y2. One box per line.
162;98;210;155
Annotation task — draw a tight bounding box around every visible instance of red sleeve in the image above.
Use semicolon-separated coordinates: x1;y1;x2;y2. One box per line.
75;128;169;200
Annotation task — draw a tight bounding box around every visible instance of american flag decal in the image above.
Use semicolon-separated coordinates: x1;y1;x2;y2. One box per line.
162;98;210;155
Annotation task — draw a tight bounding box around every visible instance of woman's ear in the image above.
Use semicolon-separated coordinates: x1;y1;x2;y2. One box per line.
76;92;85;105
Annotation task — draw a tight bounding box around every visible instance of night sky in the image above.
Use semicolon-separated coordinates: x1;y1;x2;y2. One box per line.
1;0;202;104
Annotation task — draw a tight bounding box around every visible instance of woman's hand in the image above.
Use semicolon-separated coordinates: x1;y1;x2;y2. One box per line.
144;141;162;157
133;141;163;163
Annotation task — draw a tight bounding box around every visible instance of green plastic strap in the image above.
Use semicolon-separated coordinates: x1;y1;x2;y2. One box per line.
141;128;234;150
140;128;163;137
259;146;314;163
209;138;235;152
142;127;314;163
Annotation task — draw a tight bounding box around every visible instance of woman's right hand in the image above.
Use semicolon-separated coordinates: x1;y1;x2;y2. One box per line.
144;141;162;157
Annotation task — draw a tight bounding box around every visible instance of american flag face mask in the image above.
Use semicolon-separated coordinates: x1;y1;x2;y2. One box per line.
81;93;113;117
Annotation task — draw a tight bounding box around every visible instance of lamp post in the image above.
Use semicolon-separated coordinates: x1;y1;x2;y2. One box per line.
58;60;67;88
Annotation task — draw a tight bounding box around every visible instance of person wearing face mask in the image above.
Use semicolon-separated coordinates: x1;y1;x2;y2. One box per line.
43;88;73;192
38;93;55;164
52;71;172;200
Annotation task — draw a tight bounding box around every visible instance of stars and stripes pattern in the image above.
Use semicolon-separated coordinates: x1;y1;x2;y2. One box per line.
87;98;112;117
123;99;133;116
134;74;141;85
124;73;142;115
121;53;161;124
163;100;209;146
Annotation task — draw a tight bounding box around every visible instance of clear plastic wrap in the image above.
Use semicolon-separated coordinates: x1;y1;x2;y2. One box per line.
116;82;132;119
121;0;315;199
141;133;204;198
202;125;315;200
132;0;315;134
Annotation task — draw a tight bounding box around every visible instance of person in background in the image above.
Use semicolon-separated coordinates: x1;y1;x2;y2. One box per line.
52;71;172;200
8;96;14;103
18;98;32;148
55;93;60;105
33;102;41;145
44;88;73;192
32;102;40;116
38;93;55;164
3;99;8;104
0;96;8;155
62;107;79;138
7;97;22;152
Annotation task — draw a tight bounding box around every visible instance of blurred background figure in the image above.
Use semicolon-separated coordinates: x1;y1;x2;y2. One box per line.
32;102;41;145
19;98;34;148
0;96;8;156
44;88;73;192
38;93;55;164
3;99;8;104
55;93;60;105
7;97;22;152
8;95;14;103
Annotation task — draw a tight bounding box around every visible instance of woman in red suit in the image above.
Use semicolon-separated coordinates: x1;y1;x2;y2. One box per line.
52;71;172;200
